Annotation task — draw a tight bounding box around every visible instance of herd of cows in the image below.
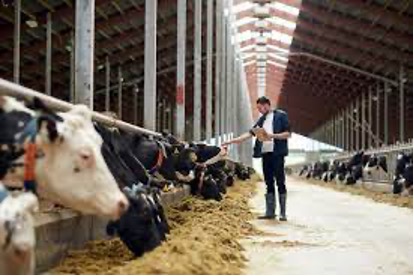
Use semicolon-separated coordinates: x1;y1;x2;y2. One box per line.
298;150;413;195
0;96;255;274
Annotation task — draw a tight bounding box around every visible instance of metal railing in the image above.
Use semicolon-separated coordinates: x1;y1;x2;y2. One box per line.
0;78;244;162
287;142;413;184
333;142;413;161
0;78;161;137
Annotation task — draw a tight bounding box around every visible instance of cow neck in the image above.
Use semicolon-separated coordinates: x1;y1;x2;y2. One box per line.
197;167;206;194
203;147;228;166
149;141;166;175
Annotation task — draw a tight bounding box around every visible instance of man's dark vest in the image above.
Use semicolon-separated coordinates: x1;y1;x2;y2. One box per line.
251;109;289;158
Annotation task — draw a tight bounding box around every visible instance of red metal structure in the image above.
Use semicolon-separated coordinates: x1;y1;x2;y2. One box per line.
0;0;411;144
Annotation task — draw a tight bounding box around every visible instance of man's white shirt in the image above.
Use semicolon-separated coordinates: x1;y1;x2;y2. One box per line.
261;111;274;153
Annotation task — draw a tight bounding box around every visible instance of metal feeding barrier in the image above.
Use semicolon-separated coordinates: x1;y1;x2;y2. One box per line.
0;78;161;137
335;143;413;182
333;142;413;161
288;142;413;184
0;78;245;163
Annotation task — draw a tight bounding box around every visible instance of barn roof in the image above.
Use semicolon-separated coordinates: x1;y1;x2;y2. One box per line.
0;0;412;140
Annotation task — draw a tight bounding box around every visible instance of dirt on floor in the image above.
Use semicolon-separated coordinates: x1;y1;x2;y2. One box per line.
50;175;260;275
249;240;320;248
243;177;413;275
294;176;413;209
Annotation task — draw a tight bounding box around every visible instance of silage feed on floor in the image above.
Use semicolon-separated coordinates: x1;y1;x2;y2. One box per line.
50;175;260;275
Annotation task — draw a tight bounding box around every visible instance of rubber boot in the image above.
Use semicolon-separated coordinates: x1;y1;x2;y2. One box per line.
279;193;287;221
257;193;276;219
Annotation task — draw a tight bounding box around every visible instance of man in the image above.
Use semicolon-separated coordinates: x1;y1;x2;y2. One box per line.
223;96;291;221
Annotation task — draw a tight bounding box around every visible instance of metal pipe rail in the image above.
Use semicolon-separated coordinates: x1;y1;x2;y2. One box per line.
334;142;413;161
287;142;413;172
0;78;161;137
242;51;398;86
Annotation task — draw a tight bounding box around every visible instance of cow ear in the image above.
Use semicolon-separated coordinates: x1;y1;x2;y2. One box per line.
37;116;60;144
30;97;51;113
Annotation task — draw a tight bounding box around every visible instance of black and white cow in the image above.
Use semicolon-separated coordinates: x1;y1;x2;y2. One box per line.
188;165;223;201
365;155;388;173
125;132;198;183
319;160;344;183
306;161;328;180
94;123;170;190
333;161;347;183
234;162;251;180
363;154;388;182
184;143;248;201
344;151;370;185
0;184;38;274
318;161;331;182
393;152;413;195
299;165;309;177
0;96;128;219
106;184;169;257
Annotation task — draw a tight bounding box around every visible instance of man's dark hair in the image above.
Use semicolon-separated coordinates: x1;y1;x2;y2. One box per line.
256;96;271;105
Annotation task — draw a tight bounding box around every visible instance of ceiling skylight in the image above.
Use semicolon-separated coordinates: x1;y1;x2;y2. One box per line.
233;0;302;94
269;2;300;16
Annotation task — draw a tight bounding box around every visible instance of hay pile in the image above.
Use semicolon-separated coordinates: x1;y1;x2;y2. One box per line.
297;177;413;209
51;175;260;275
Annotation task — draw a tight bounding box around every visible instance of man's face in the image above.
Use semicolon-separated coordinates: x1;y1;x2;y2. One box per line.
256;103;270;115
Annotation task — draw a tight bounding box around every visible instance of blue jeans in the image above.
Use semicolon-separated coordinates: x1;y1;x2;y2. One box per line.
262;153;286;195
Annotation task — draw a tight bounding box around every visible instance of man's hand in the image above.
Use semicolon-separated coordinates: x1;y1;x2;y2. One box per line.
270;131;291;140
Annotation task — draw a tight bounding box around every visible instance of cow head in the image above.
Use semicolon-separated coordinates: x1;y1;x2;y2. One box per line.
395;152;412;176
200;174;222;201
189;143;221;163
188;143;228;167
363;155;378;175
106;185;167;256
36;106;128;219
393;153;413;195
321;161;330;172
347;151;364;170
235;162;250;180
364;155;388;176
4;104;128;220
174;147;198;172
0;187;38;275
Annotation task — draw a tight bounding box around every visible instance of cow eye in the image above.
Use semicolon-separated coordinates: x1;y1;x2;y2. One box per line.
81;154;89;160
74;167;80;173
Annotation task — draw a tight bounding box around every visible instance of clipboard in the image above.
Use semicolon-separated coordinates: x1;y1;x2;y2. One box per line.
252;127;272;142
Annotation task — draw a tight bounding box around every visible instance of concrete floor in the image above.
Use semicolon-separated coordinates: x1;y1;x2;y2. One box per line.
242;177;413;275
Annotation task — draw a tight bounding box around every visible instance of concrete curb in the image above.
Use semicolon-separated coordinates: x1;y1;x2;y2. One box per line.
35;185;190;273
